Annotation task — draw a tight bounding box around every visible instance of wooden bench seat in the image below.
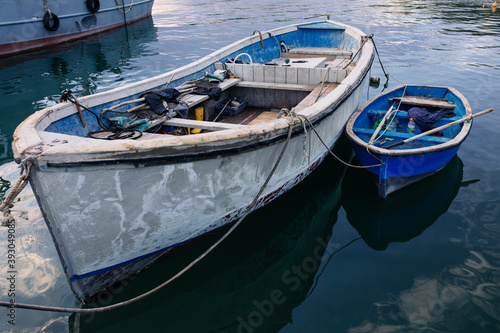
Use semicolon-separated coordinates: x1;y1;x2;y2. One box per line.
387;96;456;110
286;47;352;61
162;118;244;131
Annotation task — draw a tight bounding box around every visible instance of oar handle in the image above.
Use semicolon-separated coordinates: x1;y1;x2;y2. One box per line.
384;108;494;150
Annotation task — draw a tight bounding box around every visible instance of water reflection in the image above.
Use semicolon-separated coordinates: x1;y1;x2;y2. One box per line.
348;250;500;332
0;17;158;153
0;129;8;165
342;156;464;251
69;148;351;332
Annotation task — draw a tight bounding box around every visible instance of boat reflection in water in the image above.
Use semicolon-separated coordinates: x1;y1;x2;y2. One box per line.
342;155;464;251
69;143;352;332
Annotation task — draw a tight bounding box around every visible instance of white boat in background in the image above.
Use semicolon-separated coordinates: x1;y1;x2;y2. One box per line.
11;20;374;302
0;0;154;57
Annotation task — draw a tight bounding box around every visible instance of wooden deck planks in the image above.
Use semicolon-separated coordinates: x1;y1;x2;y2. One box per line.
295;82;339;112
247;111;280;125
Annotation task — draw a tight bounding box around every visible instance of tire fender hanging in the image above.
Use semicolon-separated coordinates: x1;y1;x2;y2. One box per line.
86;0;100;13
43;11;60;31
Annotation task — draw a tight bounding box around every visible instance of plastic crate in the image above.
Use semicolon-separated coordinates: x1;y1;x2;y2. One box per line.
215;98;247;116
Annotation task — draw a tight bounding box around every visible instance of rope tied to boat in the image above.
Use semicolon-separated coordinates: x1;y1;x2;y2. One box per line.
0;116;296;313
115;0;134;14
282;108;384;169
279;108;311;166
60;89;143;140
0;159;33;226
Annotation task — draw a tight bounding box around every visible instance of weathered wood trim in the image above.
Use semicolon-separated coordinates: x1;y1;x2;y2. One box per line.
163;118;245;130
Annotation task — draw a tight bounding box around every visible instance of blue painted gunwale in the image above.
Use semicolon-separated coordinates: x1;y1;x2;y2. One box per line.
345;84;472;198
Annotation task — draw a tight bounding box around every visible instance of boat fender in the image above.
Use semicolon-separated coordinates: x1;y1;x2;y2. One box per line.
43;11;59;31
86;0;100;13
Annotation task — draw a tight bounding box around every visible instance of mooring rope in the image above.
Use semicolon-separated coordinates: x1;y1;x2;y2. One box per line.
285;110;383;169
0;160;33;226
0;117;296;313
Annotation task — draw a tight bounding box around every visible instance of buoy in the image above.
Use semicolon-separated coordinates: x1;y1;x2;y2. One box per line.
370;76;380;84
494;1;498;8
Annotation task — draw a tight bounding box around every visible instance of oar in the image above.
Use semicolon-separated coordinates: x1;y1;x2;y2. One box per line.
384;108;494;150
368;104;396;145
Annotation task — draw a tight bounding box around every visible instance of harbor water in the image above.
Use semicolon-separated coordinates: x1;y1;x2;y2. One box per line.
1;0;500;331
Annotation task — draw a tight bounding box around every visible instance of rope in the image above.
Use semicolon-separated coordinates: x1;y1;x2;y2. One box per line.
0;118;296;313
60;90;143;140
0;160;33;226
284;109;383;169
115;0;133;14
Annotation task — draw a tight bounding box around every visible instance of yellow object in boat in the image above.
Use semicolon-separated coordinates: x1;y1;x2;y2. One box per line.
190;107;204;134
494;1;498;8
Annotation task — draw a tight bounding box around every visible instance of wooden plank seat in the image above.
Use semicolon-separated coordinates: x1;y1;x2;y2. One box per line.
286;47;353;60
162;118;244;130
367;109;463;124
353;127;450;145
388;96;456;110
367;109;461;119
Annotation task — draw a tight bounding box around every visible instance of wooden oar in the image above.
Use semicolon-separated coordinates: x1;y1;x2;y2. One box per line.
384;108;494;149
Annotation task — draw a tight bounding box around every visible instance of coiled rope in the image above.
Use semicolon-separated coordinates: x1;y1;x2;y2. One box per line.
0;115;296;313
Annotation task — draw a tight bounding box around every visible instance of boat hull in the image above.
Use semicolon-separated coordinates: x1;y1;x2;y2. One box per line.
29;77;367;301
13;21;374;301
351;143;460;198
0;0;154;57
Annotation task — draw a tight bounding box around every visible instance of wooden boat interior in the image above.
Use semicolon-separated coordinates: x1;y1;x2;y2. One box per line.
41;46;356;142
127;49;353;140
351;86;467;150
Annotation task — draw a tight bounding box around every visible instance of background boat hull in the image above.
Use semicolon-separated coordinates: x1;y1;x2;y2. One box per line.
0;0;154;57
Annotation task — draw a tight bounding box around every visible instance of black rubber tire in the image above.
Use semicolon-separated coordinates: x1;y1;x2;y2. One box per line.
86;0;100;13
43;12;60;31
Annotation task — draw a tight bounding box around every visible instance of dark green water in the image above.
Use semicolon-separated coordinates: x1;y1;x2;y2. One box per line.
1;0;500;332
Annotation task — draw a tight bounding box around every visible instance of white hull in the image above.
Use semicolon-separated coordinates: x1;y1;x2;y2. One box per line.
12;21;374;301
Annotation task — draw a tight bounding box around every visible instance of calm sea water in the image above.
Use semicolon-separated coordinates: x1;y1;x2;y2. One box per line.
1;0;500;332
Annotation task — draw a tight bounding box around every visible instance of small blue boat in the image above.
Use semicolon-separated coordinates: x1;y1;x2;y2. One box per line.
345;85;473;198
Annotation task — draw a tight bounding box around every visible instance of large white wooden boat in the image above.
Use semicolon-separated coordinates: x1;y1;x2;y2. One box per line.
11;20;374;302
0;0;154;57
